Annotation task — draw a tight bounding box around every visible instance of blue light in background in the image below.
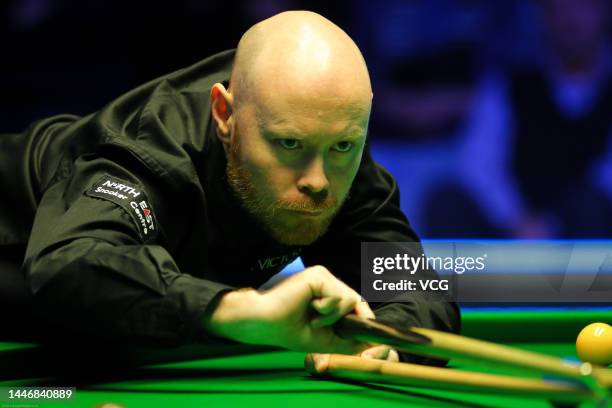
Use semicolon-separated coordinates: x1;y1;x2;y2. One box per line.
277;240;612;310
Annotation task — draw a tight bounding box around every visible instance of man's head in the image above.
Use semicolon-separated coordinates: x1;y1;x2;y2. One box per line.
210;11;373;246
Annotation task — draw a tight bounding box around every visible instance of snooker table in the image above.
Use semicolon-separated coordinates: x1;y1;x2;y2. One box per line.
1;308;610;408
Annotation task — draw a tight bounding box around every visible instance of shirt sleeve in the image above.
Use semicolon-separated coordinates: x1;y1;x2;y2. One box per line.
23;148;233;346
301;144;461;365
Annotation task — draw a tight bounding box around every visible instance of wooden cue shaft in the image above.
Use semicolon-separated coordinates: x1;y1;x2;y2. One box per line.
407;327;594;381
315;354;596;403
338;315;592;381
337;316;609;397
594;368;612;389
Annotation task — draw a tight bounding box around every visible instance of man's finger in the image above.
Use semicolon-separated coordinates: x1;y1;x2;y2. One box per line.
387;348;400;362
311;298;357;328
304;353;331;374
354;299;375;319
310;310;344;328
360;344;390;360
311;297;341;315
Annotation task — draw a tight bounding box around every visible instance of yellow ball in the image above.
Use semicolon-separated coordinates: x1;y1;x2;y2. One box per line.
576;322;612;366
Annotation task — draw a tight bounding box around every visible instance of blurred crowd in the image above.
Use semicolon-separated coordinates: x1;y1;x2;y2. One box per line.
2;0;612;239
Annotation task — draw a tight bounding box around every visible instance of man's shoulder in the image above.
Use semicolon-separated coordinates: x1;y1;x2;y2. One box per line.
163;49;236;95
79;50;236;178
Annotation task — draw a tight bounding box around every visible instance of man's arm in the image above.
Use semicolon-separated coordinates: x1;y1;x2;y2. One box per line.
23;155;234;344
24;152;380;353
301;144;461;365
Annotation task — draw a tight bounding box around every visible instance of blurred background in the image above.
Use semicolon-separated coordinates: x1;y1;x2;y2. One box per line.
2;0;612;240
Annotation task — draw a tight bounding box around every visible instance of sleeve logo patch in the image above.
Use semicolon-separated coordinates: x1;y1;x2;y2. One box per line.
85;175;156;240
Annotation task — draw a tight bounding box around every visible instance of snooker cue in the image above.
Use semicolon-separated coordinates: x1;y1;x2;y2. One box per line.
597;368;612;388
335;315;609;395
308;354;598;404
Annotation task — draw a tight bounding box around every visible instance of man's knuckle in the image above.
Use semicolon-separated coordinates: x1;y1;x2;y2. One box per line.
309;265;332;279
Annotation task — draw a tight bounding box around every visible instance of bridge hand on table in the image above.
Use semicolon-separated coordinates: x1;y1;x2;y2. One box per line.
305;345;400;374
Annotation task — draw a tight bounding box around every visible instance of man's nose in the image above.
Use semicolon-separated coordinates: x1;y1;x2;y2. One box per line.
297;156;329;199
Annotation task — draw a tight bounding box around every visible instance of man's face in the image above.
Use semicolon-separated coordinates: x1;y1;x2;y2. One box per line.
226;90;369;246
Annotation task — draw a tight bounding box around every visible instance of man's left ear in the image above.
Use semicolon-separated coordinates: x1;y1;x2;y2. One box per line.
210;83;234;146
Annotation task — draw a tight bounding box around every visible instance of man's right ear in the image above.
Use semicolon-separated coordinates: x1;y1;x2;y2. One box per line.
210;83;234;145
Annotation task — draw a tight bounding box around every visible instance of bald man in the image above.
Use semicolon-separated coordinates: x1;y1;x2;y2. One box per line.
0;12;459;365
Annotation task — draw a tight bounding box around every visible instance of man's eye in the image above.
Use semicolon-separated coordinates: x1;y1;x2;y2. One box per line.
332;141;354;152
278;139;300;150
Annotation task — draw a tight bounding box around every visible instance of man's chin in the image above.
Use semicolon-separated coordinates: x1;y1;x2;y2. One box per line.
267;220;330;246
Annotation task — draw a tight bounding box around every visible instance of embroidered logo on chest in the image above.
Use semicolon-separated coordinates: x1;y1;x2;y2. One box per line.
256;250;302;271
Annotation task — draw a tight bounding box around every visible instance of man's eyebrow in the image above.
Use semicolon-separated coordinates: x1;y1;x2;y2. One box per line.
343;129;367;139
331;128;368;142
263;125;366;140
263;128;305;139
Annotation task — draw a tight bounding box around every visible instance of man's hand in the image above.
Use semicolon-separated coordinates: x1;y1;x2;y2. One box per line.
305;345;400;374
203;266;375;354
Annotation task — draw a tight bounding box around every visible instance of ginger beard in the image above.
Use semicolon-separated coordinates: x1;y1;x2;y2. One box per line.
226;142;344;246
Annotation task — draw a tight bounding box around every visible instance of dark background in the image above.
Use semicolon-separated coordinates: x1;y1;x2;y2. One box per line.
3;0;612;239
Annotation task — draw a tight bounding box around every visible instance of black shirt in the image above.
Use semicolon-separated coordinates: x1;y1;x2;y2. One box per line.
0;50;459;362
